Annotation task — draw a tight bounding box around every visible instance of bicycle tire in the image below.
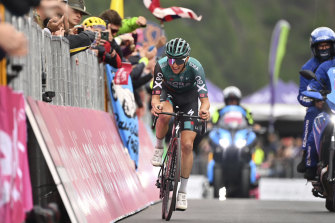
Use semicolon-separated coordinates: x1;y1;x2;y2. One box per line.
161;137;181;221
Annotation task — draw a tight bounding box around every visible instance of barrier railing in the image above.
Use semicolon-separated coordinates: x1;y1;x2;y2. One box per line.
6;15;105;111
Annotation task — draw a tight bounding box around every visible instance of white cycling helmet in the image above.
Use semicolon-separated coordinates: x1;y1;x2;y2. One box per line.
223;86;242;105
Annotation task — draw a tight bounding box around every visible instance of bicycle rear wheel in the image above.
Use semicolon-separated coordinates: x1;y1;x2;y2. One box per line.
161;137;181;221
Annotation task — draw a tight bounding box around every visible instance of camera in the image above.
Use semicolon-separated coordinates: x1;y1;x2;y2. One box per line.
77;27;84;34
101;31;109;41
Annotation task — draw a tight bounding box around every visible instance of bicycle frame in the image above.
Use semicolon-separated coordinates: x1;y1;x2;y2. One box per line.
153;111;206;221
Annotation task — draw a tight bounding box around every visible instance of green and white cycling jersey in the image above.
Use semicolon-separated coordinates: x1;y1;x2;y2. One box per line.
152;56;208;98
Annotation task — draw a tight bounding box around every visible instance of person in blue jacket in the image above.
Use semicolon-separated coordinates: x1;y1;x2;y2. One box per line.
297;27;335;180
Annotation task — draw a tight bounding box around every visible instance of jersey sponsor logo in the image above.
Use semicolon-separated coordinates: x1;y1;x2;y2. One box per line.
153;80;162;89
197;83;207;92
189;62;199;71
187;109;194;116
155;72;163;81
175;124;180;135
167;81;191;88
195;76;204;85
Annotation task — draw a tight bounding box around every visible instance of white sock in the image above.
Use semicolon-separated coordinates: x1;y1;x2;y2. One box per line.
178;177;188;194
156;137;164;149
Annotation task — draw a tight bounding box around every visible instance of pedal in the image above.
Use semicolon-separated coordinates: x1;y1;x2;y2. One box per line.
155;179;161;188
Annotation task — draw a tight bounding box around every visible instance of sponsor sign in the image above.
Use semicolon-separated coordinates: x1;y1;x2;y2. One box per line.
26;98;151;222
0;86;32;223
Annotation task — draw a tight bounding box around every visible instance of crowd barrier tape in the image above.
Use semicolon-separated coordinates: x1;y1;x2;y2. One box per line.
0;86;33;223
105;64;139;168
25;97;159;223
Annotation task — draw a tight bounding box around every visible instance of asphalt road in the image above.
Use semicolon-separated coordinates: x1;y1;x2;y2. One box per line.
118;199;334;223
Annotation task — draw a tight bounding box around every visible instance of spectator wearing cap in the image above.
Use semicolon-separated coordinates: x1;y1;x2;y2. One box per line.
63;0;90;29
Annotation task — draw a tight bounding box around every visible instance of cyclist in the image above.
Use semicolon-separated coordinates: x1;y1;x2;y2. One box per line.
151;37;210;210
296;27;335;180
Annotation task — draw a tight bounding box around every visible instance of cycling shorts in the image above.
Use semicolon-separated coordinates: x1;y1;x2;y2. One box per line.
160;87;200;132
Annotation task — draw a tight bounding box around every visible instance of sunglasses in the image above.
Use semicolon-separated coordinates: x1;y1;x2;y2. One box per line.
111;28;119;34
167;57;187;66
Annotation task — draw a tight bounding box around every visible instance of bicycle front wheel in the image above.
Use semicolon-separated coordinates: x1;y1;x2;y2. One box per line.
162;137;181;221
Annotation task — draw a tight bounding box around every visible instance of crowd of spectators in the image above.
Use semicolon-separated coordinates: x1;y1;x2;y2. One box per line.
0;0;165;221
0;0;165;118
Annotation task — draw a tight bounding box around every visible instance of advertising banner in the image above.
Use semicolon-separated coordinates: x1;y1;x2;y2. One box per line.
137;119;159;202
0;86;32;223
26;98;154;222
105;64;139;168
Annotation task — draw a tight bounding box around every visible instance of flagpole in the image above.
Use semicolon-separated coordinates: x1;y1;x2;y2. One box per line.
268;19;290;134
110;0;124;19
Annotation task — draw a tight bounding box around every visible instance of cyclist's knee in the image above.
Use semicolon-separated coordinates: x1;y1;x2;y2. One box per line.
159;114;171;124
181;141;193;154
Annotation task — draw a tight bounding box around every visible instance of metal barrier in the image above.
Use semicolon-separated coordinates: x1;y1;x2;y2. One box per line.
7;15;105;111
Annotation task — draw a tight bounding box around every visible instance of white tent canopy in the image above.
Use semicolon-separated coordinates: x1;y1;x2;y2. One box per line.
207;79;305;122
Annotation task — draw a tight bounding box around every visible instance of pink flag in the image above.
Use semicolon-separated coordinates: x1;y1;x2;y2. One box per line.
0;86;33;223
143;0;202;22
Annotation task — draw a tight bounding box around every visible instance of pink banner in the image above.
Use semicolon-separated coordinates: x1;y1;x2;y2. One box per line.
27;97;159;222
137;119;160;202
0;86;33;223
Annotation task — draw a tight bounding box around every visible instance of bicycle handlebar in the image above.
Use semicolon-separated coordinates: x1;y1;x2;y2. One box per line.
151;111;207;135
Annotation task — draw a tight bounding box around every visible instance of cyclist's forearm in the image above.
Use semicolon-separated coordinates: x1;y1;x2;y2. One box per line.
151;95;161;107
199;97;210;111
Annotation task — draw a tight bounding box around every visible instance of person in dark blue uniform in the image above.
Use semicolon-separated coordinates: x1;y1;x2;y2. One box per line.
297;27;335;180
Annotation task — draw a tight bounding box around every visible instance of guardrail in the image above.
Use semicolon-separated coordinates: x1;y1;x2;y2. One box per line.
6;14;105;110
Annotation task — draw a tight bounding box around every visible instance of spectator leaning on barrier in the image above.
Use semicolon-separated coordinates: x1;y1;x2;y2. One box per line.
63;0;90;30
32;0;95;56
33;0;61;29
0;0;36;61
98;9;148;61
82;16;121;68
99;9;124;60
38;1;66;35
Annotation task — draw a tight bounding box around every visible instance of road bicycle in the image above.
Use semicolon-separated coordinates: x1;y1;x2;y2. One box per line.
152;110;207;220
